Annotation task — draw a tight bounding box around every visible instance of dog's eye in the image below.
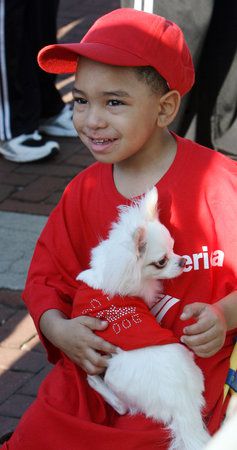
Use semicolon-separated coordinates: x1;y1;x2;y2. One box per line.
150;257;168;269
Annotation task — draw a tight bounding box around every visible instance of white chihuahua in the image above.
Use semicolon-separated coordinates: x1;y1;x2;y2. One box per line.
77;187;210;450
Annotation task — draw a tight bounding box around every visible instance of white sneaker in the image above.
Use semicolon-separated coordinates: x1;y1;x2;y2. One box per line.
0;131;59;163
39;104;77;137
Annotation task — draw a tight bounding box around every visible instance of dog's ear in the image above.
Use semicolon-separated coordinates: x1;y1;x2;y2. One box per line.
133;226;147;258
143;187;158;221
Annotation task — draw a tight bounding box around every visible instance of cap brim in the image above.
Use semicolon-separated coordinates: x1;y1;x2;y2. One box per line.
38;43;148;74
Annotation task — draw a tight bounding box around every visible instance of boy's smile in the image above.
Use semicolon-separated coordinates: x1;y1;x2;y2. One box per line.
72;58;164;165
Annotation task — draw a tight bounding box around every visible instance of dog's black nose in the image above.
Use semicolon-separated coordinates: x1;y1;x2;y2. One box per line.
179;257;186;268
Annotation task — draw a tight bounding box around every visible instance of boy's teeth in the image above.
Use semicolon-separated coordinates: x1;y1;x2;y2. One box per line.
93;138;111;143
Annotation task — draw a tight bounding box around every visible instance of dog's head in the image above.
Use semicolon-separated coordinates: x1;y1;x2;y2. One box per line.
78;187;186;303
133;188;186;282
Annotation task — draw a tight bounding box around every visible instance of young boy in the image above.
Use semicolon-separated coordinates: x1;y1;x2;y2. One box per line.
3;8;237;450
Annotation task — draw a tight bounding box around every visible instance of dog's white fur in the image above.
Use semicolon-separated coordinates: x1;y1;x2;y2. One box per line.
77;188;210;450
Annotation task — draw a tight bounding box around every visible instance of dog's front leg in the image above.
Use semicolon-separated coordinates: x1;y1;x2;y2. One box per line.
87;375;128;415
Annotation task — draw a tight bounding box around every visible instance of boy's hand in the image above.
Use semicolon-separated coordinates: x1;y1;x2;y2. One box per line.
40;311;117;375
180;302;227;358
58;316;118;374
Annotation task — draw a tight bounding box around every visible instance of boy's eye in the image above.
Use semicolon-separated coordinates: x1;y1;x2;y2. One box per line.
107;99;124;106
74;97;88;105
150;257;168;269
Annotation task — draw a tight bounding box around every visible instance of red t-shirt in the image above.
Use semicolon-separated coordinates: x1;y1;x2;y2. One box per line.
16;134;237;450
72;282;179;349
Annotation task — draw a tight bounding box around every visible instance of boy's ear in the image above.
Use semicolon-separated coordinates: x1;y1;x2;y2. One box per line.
156;90;181;128
133;226;147;258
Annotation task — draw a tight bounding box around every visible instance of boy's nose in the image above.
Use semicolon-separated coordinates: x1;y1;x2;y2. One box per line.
86;107;107;129
179;257;187;268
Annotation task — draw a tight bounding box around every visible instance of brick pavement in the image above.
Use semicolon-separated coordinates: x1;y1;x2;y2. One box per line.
0;0;120;438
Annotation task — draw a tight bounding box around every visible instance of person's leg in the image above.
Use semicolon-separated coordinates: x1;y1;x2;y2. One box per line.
0;0;59;162
195;0;237;156
32;0;64;118
34;0;77;138
0;0;40;139
0;432;13;445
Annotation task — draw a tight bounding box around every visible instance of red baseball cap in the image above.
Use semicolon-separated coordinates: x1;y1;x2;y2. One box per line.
38;8;195;96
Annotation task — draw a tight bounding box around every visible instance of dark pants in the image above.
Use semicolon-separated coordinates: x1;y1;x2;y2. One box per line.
121;0;237;156
0;0;64;140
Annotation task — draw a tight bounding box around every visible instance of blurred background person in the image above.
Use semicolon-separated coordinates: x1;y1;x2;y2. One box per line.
0;0;77;163
121;0;237;159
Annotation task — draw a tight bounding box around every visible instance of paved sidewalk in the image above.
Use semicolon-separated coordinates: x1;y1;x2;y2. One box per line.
0;0;119;437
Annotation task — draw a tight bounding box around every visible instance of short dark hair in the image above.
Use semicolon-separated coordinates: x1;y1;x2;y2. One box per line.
133;66;169;95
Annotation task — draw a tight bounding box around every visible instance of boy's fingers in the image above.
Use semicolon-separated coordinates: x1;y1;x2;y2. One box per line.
78;316;118;353
83;349;114;375
180;302;206;321
183;316;214;335
188;337;223;358
83;358;106;375
181;325;217;346
86;348;109;369
183;305;226;336
93;335;117;354
78;316;109;331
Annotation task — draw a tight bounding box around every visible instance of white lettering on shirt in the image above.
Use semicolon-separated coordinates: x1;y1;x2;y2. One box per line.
183;246;224;272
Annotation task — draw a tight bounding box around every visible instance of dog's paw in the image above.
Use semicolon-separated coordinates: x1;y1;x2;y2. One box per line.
113;401;128;415
87;375;98;390
87;375;128;415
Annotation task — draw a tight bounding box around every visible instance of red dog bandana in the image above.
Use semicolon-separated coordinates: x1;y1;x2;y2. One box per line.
72;282;179;350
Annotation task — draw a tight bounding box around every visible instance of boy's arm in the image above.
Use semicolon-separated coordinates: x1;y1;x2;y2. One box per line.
22;176;86;363
22;208;78;362
22;283;74;364
180;291;237;357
